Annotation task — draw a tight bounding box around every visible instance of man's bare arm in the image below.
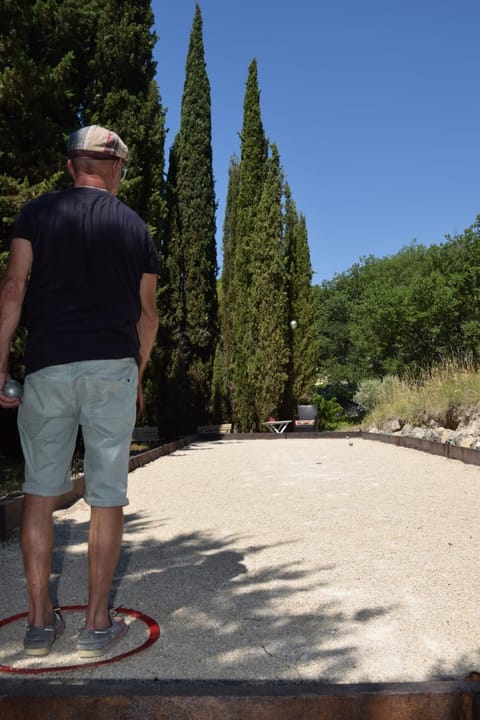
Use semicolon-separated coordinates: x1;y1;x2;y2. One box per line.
137;272;159;380
0;237;32;407
135;273;159;417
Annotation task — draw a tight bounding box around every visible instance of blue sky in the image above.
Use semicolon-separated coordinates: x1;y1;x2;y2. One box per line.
152;0;480;283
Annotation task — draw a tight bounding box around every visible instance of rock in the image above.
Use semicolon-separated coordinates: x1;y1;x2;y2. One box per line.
400;422;414;436
384;418;402;433
375;412;480;448
440;428;454;444
459;436;476;448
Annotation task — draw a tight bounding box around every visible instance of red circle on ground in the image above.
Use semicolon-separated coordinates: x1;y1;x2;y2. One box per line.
0;605;160;674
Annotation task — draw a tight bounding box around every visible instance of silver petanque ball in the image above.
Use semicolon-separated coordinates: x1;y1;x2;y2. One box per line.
2;379;24;399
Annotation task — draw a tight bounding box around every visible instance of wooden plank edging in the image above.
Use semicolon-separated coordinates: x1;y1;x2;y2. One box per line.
0;678;478;720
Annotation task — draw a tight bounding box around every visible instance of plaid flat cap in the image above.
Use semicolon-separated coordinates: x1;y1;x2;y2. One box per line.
67;125;129;162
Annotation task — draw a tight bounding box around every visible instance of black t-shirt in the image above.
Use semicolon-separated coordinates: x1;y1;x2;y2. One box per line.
11;187;160;375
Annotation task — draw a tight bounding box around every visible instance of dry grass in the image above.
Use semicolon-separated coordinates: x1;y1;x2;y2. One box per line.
361;356;480;429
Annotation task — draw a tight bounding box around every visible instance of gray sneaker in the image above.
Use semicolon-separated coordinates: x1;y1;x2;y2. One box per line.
76;610;128;658
23;609;65;656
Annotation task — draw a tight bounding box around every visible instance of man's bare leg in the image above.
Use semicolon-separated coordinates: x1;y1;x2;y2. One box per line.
85;506;123;630
21;494;59;626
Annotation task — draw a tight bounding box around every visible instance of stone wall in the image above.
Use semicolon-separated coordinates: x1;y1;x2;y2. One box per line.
368;408;480;449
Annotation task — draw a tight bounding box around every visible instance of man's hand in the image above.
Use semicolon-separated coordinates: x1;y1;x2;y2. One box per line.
0;372;22;409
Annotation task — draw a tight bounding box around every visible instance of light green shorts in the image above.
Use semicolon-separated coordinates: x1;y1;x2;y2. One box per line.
18;359;138;507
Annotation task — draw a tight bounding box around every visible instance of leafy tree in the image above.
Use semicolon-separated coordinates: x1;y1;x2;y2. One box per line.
314;394;343;430
0;0;99;250
0;0;90;180
0;0;166;426
315;219;480;387
79;0;166;426
81;0;166;236
0;0;166;246
441;220;480;357
314;265;366;383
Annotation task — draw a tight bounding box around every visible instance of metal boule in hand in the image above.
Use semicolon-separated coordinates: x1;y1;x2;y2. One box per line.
2;379;24;399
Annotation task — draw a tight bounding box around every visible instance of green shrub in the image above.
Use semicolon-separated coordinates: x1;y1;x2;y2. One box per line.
315;395;343;430
353;378;385;412
354;375;411;412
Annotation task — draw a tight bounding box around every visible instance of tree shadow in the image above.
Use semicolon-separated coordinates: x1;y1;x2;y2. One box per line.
50;510;397;681
429;654;480;682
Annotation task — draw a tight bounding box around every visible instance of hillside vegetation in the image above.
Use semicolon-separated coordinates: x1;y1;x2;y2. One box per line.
315;218;480;385
356;356;480;436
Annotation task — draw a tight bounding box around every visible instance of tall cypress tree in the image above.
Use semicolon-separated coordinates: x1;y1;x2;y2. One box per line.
223;61;318;429
157;139;190;437
284;185;319;411
250;144;289;424
181;3;217;428
218;156;241;421
231;59;268;431
160;3;217;436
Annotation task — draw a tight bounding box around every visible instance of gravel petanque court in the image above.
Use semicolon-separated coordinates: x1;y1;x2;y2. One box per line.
1;436;480;683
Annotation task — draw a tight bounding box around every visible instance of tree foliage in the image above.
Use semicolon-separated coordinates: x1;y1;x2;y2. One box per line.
159;4;217;437
249;145;289;425
221;61;317;431
82;0;166;235
0;0;99;249
315;218;480;385
1;3;325;437
283;186;319;414
216;156;240;422
229;60;269;430
0;0;165;247
0;0;165;425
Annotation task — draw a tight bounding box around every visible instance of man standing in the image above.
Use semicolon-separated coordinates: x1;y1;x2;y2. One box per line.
0;125;159;657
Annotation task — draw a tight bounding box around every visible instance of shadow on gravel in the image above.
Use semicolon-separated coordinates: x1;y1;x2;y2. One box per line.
50;510;398;682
